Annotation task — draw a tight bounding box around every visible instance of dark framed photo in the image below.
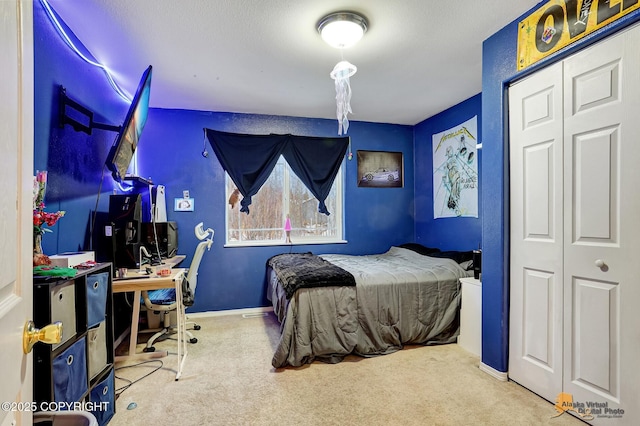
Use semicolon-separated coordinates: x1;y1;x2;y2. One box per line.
357;150;403;188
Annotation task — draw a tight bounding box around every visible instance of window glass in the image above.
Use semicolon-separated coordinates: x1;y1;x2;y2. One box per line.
225;157;343;245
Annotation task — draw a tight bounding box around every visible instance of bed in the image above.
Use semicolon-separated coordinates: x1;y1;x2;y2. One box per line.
266;245;474;368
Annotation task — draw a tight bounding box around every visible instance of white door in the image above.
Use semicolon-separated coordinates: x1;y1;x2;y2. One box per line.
562;25;640;422
509;23;640;425
508;61;564;402
0;1;34;426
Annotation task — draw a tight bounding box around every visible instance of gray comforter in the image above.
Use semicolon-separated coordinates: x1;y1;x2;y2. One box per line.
267;246;471;368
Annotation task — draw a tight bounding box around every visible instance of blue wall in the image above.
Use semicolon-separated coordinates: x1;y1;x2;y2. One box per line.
34;1;130;255
481;2;640;373
140;110;415;311
414;94;482;251
34;0;415;312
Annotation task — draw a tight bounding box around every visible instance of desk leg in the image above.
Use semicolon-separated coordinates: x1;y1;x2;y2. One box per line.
129;290;141;356
115;289;168;363
175;274;188;380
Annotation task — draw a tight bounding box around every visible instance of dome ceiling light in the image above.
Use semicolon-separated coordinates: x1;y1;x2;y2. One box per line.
317;12;368;49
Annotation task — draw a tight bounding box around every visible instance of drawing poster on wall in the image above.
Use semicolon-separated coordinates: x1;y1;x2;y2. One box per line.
432;116;478;219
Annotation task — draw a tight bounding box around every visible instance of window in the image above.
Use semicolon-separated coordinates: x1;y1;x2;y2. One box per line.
225;157;344;246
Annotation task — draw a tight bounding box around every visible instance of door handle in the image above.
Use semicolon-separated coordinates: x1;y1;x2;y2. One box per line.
595;259;608;271
23;320;62;354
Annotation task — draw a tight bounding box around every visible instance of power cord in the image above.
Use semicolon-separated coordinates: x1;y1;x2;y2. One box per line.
114;359;164;397
88;164;108;251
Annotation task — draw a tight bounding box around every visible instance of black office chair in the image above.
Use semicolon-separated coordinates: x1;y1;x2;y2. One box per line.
140;222;213;352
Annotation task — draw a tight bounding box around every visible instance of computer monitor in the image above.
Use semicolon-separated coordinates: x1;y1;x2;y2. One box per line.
105;66;152;183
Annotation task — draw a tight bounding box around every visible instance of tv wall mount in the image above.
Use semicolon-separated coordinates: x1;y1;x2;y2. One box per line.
58;85;121;135
58;85;154;187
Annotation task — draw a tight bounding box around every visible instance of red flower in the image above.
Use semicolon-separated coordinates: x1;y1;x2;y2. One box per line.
33;170;65;236
33;205;65;235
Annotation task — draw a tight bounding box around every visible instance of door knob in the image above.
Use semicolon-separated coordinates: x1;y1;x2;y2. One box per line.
23;320;62;354
595;259;608;271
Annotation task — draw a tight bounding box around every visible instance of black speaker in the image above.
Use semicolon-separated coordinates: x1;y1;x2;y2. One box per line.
142;221;178;259
108;194;142;269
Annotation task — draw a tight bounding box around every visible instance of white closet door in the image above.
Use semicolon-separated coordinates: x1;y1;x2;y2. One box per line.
562;24;640;422
509;23;640;425
508;61;564;402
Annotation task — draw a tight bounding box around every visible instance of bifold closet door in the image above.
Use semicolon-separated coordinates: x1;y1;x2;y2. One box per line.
509;23;640;424
508;61;564;403
561;24;640;422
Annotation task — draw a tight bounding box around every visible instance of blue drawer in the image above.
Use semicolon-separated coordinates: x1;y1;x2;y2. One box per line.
86;272;109;328
53;337;87;403
90;369;115;426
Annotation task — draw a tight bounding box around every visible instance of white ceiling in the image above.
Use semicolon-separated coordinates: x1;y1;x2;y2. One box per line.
47;0;536;126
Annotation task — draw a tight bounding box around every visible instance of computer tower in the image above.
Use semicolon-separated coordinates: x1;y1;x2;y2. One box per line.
142;221;178;259
108;194;142;269
472;249;482;280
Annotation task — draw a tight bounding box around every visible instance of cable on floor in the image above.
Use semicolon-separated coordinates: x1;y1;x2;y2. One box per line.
114;359;164;397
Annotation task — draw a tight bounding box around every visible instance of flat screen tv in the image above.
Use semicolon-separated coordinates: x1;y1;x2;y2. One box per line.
105;65;153;182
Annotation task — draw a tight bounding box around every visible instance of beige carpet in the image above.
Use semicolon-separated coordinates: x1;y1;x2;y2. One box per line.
110;312;584;426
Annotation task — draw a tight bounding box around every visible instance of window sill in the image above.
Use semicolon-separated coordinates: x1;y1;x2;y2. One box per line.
224;240;348;248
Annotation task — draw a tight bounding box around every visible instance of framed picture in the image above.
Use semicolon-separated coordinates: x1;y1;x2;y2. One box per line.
174;198;194;212
357;150;403;188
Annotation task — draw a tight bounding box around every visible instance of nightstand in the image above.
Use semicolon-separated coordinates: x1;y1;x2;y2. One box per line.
458;277;482;357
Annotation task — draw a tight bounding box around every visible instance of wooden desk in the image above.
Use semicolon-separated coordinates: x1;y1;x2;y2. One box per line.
112;266;189;380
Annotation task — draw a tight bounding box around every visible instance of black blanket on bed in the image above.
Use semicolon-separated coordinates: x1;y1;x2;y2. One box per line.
267;252;356;299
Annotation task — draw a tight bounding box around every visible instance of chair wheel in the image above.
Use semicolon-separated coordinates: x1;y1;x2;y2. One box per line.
143;346;155;353
193;325;201;331
189;337;198;344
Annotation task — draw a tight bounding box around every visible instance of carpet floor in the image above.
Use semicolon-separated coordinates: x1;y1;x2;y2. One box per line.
109;312;585;426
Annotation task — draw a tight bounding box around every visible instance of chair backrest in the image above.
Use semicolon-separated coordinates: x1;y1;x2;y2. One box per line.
185;223;214;297
185;240;209;297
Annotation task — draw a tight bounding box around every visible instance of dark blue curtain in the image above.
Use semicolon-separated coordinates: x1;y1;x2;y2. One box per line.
205;128;349;215
282;136;349;215
205;129;287;213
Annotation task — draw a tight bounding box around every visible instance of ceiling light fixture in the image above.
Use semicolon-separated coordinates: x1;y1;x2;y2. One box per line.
317;12;368;136
317;12;368;49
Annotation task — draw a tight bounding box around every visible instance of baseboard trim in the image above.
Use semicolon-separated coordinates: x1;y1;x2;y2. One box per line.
186;306;274;319
479;362;509;381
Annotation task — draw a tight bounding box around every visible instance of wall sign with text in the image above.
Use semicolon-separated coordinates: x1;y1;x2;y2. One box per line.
518;0;640;70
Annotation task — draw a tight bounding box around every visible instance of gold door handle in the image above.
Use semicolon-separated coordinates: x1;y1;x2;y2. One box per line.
23;320;62;354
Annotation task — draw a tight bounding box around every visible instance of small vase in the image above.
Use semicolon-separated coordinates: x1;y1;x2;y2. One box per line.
34;233;43;255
